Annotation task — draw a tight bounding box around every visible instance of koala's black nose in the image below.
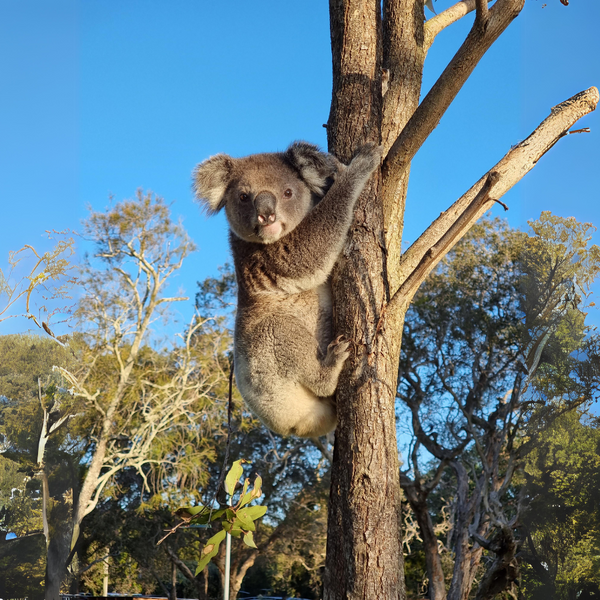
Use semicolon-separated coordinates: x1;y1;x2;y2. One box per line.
254;191;277;225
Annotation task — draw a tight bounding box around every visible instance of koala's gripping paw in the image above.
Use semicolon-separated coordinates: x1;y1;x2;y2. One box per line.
325;335;351;367
348;142;383;180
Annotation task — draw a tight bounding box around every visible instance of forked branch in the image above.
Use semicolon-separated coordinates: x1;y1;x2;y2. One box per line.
383;0;525;198
386;86;599;322
425;0;484;50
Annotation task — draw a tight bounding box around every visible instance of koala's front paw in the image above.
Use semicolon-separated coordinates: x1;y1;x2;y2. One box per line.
325;335;351;367
348;142;383;180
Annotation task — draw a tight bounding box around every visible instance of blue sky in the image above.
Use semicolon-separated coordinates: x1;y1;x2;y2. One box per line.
1;0;599;337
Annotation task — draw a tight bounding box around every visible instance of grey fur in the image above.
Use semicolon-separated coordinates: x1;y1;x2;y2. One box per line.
194;141;382;437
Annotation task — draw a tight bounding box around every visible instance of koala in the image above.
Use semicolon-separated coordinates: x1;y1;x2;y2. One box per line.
193;141;381;437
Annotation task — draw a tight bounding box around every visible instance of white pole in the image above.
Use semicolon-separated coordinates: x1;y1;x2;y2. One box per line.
103;550;109;596
223;496;232;600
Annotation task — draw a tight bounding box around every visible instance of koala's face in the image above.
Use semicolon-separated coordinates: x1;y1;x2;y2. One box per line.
223;155;315;244
194;142;337;244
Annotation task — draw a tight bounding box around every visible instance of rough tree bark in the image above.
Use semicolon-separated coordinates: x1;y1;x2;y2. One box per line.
323;0;598;598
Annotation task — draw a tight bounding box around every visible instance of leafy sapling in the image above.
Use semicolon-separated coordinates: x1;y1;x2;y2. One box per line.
176;459;268;574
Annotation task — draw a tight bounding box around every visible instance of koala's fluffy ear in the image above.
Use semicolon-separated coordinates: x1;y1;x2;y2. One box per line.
284;142;338;196
193;154;234;214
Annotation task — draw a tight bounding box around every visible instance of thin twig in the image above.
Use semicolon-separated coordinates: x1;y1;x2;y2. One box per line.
212;357;235;507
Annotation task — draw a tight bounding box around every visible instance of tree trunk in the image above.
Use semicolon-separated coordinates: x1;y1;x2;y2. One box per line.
447;463;484;600
45;506;72;600
170;559;177;600
324;1;406;599
404;487;446;600
322;1;597;598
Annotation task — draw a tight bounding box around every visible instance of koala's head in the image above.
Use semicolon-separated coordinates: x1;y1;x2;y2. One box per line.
193;142;337;244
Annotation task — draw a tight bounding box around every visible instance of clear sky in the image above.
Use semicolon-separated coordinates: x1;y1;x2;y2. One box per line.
1;0;599;337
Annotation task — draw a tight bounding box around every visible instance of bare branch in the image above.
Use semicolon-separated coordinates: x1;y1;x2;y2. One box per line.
475;0;489;25
383;0;525;208
386;86;599;322
425;0;479;49
166;546;199;583
389;171;500;315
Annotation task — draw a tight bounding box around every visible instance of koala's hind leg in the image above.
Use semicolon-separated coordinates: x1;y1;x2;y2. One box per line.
275;323;350;398
301;335;351;398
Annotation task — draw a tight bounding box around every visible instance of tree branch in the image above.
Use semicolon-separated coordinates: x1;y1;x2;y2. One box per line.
386;86;598;323
382;0;525;208
475;0;489;25
424;0;486;50
166;546;199;583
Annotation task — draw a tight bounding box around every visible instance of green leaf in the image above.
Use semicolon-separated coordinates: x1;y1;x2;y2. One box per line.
195;529;226;575
239;491;253;508
205;528;227;549
222;521;244;537
239;475;263;508
224;460;245;496
176;505;207;518
243;531;257;548
177;505;214;524
210;508;227;521
225;508;235;521
234;509;255;531
244;505;267;521
237;477;250;506
251;475;263;500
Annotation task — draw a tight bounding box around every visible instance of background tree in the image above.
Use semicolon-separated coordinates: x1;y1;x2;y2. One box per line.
0;334;76;598
397;214;600;599
520;409;600;599
323;1;597;597
0;232;77;339
1;192;235;598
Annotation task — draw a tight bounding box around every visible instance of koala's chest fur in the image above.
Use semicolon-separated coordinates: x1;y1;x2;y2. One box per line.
236;280;333;354
232;232;334;355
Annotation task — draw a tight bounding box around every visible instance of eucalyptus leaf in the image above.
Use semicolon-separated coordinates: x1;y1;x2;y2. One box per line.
176;505;207;518
245;505;267;520
251;475;263;500
243;531;257;548
235;508;256;531
238;477;250;504
224;460;245;496
195;529;226;575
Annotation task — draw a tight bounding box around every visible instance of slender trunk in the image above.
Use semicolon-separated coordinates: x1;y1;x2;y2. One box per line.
44;508;72;600
405;490;446;600
41;470;50;548
151;567;172;598
70;550;80;594
447;464;484;600
475;526;518;600
230;551;259;600
447;530;483;600
170;559;177;600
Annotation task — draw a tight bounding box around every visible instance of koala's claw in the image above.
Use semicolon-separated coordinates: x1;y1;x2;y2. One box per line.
326;335;351;364
348;142;383;179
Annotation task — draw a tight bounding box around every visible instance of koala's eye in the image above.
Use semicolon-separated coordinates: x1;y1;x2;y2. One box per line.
239;193;250;202
283;189;293;198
